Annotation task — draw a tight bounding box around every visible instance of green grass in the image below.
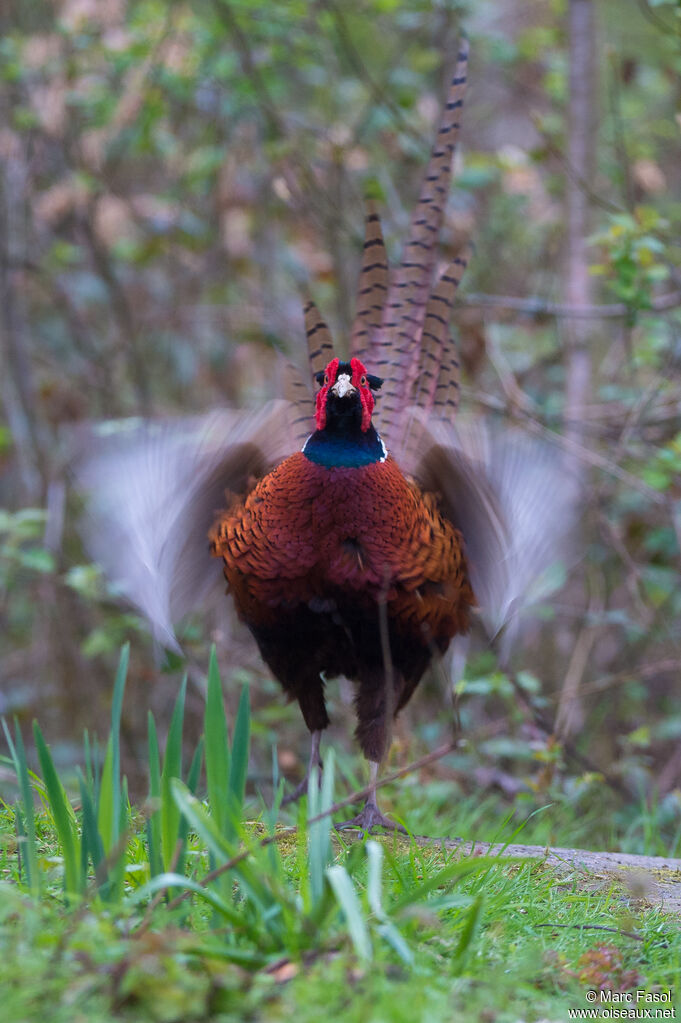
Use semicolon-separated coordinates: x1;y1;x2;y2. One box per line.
0;648;679;1022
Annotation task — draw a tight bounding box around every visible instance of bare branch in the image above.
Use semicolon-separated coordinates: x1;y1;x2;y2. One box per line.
458;289;681;319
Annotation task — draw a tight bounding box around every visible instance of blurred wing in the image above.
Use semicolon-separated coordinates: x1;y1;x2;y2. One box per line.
71;402;293;651
411;415;579;660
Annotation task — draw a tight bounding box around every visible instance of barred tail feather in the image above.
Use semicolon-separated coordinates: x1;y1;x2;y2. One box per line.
350;202;389;361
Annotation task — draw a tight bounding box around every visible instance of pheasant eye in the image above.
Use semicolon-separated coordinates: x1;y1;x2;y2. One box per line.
360;375;367;387
324;372;330;386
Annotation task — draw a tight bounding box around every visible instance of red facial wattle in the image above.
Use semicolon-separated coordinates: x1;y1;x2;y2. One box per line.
350;357;375;432
314;357;375;433
314;357;339;431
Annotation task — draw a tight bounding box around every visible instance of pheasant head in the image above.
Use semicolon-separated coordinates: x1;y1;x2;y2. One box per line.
314;357;383;433
303;357;385;467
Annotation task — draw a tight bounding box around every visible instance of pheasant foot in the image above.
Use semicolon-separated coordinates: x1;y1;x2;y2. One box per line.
334;800;407;836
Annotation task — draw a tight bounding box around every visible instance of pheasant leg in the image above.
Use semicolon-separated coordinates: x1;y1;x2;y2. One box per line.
282;730;323;806
335;761;407;835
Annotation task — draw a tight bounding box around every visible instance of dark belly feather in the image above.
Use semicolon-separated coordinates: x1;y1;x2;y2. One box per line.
210;451;474;759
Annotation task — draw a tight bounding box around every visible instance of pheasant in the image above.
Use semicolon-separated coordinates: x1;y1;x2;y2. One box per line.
75;41;575;831
208;353;474;828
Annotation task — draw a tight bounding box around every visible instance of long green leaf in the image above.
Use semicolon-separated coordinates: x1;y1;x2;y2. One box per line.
33;722;80;897
97;737;115;853
2;719;39;895
227;683;250;839
146;712;163;878
78;769;107;896
170;780;278;919
161;676;186;870
366;841;414;965
309;749;334;907
97;645;129;853
170;779;237;863
110;643;129;828
204;647;230;836
326;865;372;962
454;893;484;972
366;839;383;918
176;737;204;877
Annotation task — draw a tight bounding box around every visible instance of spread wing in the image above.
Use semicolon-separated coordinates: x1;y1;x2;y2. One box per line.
71;402;293;651
411;415;579;662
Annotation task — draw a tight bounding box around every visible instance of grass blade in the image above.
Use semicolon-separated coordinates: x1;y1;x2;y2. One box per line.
146;712;163;879
454;893;484;972
97;645;129;853
390;854;524;914
309;749;334;907
33;722;80;897
227;684;250;839
205;647;230;836
2;719;39;895
109;643;129;829
326;865;372;962
78;769;107;896
161;676;186;871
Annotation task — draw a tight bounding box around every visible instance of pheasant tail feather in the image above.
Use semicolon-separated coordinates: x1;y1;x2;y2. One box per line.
350;201;389;361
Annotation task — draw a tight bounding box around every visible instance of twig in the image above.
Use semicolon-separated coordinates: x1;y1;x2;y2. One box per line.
532;114;622;217
210;0;285;138
464;387;668;506
550;659;681;701
554;583;604;740
322;0;430;149
505;669;630;799
636;0;676;34
458;289;681;319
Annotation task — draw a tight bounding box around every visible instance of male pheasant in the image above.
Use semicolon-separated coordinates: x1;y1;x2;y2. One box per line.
209;354;474;828
75;42;575;831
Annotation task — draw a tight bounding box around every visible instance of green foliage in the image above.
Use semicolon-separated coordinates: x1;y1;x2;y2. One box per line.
589;207;671;319
0;644;679;1020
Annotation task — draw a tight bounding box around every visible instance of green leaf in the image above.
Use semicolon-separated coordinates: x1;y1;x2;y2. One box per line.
2;719;39;895
161;676;187;871
326;865;372;961
205;646;230;836
227;683;250;839
146;713;163;878
16;549;55;574
454;894;484;971
309;749;335;907
33;722;81;897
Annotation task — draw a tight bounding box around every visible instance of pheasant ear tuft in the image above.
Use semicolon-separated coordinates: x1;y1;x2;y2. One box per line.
367;374;383;391
314;370;326;386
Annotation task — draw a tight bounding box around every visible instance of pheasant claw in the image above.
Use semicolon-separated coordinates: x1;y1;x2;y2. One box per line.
334;801;407;837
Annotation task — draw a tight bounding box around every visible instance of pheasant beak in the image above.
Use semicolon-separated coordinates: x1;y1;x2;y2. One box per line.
330;373;356;399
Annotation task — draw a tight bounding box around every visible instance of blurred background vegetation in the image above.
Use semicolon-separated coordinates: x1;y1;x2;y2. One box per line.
1;0;680;850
